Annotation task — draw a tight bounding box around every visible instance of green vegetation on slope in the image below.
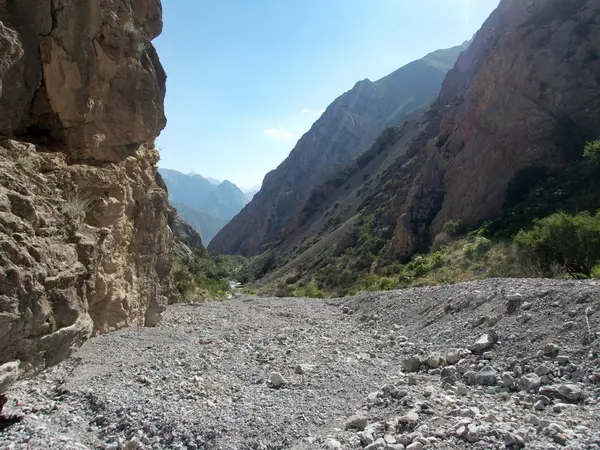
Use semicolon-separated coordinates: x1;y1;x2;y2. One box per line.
171;247;246;301
251;140;600;297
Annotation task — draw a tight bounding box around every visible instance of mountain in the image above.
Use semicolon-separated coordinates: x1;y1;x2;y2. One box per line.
209;42;469;256
200;180;249;221
243;185;261;201
158;169;249;242
171;202;229;244
205;177;221;186
158;168;214;208
242;0;600;292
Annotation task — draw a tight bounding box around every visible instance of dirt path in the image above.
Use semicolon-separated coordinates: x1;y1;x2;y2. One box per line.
1;279;599;449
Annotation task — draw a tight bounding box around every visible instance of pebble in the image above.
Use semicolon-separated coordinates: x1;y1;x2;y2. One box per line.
345;415;368;431
1;281;598;449
402;356;422;373
268;372;285;388
543;343;560;358
475;366;498;386
519;373;542;392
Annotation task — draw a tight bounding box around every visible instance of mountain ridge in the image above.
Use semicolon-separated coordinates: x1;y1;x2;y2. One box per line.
158;168;249;243
209;42;469;256
246;0;600;295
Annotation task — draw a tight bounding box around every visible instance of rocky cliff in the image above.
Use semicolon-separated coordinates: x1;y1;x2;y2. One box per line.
250;0;600;291
209;44;468;256
0;0;171;389
389;0;600;258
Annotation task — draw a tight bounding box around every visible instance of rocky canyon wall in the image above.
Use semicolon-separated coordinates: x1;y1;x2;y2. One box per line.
0;0;171;390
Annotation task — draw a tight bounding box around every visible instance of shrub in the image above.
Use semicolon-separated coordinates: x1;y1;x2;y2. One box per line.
293;279;324;298
592;265;600;279
514;211;600;278
63;190;92;222
171;259;198;302
15;153;41;172
406;255;432;277
443;219;466;237
583;140;600;164
462;237;492;259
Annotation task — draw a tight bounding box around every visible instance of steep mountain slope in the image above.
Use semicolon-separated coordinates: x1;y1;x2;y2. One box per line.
209;43;469;256
0;0;171;387
253;0;600;291
243;185;261;201
171;202;228;244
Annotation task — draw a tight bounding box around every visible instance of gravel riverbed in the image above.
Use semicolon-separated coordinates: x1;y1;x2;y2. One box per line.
1;279;599;449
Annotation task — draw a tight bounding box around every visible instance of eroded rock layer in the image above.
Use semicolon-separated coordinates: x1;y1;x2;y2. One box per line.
0;0;170;387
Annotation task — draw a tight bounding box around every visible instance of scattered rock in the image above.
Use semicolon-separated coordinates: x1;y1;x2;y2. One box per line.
506;294;523;314
475;366;498;386
469;331;499;353
445;348;462;365
268;372;285;388
345;415;368;431
502;372;516;390
543;343;560;358
426;353;445;369
557;384;583;402
519;373;542;393
364;438;386;450
402;356;422;373
325;437;343;449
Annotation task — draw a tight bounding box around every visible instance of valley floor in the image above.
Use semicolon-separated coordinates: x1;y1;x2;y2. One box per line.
1;279;600;449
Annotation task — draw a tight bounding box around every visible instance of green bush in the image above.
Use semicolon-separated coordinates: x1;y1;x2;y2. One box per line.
462;237;492;259
293;279;324;298
443;219;466;237
591;265;600;279
584;140;600;163
406;255;432;277
514;211;600;278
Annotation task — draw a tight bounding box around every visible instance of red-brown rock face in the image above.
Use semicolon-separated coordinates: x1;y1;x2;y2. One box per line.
0;0;171;388
392;0;600;257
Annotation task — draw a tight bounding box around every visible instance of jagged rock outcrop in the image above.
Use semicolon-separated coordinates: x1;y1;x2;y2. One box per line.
0;0;170;388
209;44;468;256
166;204;204;264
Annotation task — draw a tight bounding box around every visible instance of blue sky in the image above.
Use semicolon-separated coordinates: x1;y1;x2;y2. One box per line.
155;0;500;189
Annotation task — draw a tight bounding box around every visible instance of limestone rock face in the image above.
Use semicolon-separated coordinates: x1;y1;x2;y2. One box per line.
0;0;170;389
0;0;166;161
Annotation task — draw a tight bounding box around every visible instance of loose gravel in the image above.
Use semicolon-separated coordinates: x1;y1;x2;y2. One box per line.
1;279;599;449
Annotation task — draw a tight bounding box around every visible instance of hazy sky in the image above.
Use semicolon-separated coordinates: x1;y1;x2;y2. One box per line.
155;0;500;189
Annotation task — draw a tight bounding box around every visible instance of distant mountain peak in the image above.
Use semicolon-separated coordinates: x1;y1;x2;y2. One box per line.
159;169;249;240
